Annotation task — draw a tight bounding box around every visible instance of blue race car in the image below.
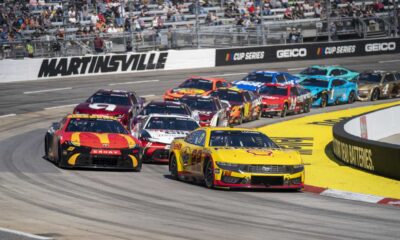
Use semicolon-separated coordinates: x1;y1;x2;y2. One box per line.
233;71;300;92
296;65;359;82
300;76;357;107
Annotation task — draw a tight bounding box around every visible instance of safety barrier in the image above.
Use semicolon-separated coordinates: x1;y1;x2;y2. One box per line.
332;104;400;180
1;37;400;83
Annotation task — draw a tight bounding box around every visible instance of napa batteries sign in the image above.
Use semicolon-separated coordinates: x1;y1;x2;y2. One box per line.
215;37;400;66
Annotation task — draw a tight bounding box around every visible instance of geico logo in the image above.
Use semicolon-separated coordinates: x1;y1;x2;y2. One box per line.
324;45;356;54
233;51;264;61
277;48;307;58
365;42;396;52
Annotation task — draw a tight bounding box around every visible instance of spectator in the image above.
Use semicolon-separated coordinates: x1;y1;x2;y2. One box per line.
26;40;34;58
284;7;293;20
94;35;104;53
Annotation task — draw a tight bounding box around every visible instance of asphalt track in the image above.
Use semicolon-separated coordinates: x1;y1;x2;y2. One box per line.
0;54;400;239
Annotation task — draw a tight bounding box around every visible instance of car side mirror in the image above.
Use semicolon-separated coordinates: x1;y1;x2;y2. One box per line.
51;122;61;131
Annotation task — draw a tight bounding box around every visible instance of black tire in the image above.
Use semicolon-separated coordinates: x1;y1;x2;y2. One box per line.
44;136;49;159
304;101;311;113
169;154;179;180
320;94;328;108
133;160;142;172
371;89;379;101
237;111;243;125
255;108;261;120
57;143;64;168
280;104;288;118
204;160;214;189
348;91;355;104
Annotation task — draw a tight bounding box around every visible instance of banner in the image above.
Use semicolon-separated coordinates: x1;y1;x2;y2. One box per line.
215;38;400;66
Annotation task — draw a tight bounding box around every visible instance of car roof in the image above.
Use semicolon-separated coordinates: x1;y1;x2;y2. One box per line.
214;87;244;93
187;76;227;82
147;101;185;106
146;113;193;119
67;114;117;120
94;89;131;95
251;71;279;75
198;126;266;133
181;95;215;100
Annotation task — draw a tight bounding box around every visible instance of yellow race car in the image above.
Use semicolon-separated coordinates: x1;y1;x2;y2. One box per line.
169;127;304;189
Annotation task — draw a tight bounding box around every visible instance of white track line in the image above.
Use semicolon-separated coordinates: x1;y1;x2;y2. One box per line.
24;87;72;94
320;189;384;203
141;94;156;98
45;104;77;110
378;59;400;64
0;113;16;118
109;80;159;86
287;67;304;71
207;72;247;77
0;227;53;240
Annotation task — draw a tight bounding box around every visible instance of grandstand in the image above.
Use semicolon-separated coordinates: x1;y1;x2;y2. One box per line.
0;0;398;59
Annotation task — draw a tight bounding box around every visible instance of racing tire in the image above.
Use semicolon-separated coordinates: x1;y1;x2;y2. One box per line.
44;136;49;159
348;91;356;104
371;89;379;101
303;102;311;113
133;160;142;172
255;108;261;120
320;94;328;108
204;160;215;189
56;143;64;168
169;154;179;180
238;112;243;125
280;104;288;118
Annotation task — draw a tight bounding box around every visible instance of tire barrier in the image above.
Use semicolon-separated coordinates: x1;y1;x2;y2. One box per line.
332;104;400;180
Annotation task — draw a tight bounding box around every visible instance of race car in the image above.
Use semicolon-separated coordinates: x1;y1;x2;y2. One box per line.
73;89;145;129
133;101;199;127
163;77;230;101
259;83;313;117
233;71;300;92
179;95;229;127
133;114;200;163
169;127;305;189
356;71;400;101
297;65;359;82
300;76;357;107
211;87;261;125
44;114;142;170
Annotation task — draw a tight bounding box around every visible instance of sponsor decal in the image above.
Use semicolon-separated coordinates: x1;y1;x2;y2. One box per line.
308;117;349;126
38;52;168;78
276;48;307;59
317;45;356;56
332;138;374;171
365;42;396;52
90;149;121;155
246;149;273;156
225;51;265;62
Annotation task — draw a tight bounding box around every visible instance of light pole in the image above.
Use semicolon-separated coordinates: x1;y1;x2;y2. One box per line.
260;0;266;45
326;0;332;42
195;0;200;48
394;0;399;37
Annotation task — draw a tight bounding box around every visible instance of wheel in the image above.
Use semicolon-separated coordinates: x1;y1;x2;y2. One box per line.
44;136;49;159
204;160;214;189
348;91;355;104
237;112;243;125
303;101;311;113
320;94;328;108
371;89;379;101
133;160;142;172
280;104;287;118
255;108;261;120
169;154;179;180
56;143;63;168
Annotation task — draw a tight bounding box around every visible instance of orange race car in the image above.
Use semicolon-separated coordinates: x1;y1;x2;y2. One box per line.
163;77;231;101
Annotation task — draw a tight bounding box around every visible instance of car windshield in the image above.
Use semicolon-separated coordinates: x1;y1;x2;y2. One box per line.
90;93;130;106
145;117;199;131
209;130;278;148
300;78;329;88
242;73;274;83
140;104;188;115
211;90;243;103
358;73;381;83
259;86;288;96
179;78;213;91
300;67;328;76
181;98;215;111
66;118;128;134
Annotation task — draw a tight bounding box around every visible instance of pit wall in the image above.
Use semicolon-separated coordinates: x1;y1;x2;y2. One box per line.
0;37;400;83
332;104;400;180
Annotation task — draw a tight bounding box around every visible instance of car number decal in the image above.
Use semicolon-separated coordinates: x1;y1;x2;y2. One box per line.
89;103;117;111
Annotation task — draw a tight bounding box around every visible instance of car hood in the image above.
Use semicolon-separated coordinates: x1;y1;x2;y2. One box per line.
261;95;285;104
211;148;301;165
358;83;378;90
146;129;190;144
302;86;326;96
74;103;130;116
232;80;264;91
63;132;137;149
171;88;206;96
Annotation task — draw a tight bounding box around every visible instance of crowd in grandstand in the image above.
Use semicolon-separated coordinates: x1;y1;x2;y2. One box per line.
0;0;398;57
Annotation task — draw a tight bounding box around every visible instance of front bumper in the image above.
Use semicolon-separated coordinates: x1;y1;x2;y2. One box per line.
61;144;141;170
357;91;371;101
142;141;170;163
213;169;304;189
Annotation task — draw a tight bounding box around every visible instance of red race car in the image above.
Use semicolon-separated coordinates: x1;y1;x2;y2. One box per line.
44;114;142;170
259;83;313;117
163;76;231;101
73;89;145;129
